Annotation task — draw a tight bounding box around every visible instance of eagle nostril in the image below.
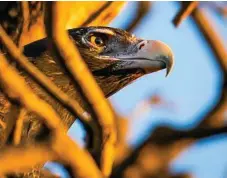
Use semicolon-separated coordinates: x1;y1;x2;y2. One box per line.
138;42;145;50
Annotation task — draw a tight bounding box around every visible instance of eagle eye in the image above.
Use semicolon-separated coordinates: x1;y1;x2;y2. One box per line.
91;36;104;46
88;33;108;48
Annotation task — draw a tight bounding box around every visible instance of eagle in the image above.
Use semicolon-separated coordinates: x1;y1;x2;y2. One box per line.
1;26;174;143
0;26;174;177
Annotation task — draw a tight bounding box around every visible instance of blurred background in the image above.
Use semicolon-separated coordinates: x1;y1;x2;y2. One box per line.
45;2;227;178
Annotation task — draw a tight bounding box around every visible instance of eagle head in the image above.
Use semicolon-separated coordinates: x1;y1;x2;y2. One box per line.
69;26;174;96
24;26;174;97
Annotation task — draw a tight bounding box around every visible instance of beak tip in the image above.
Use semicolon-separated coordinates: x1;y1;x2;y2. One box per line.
165;71;169;77
165;68;171;77
165;59;174;77
149;40;174;77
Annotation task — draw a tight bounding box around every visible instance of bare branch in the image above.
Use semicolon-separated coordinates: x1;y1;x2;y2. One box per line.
19;1;30;48
112;7;227;178
82;2;126;27
0;143;55;175
192;9;227;73
191;8;227;127
112;124;227;178
0;24;103;152
1;104;21;145
0;25;92;127
0;120;5;130
0;54;102;178
126;1;151;32
13;108;26;145
45;2;117;176
173;2;199;27
18;2;126;46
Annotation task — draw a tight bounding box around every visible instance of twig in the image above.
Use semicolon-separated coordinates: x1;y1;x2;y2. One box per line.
81;1;125;27
111;125;227;178
45;2;117;176
191;8;227;128
126;1;151;32
0;143;55;175
2;104;21;145
0;24;102;154
81;1;113;26
112;6;227;178
18;2;126;46
13;108;26;145
0;25;93;128
173;2;199;27
0;120;6;129
0;54;102;178
146;125;227;145
21;2;30;35
192;8;227;73
82;1;126;27
0;24;101;151
219;6;227;17
18;1;30;48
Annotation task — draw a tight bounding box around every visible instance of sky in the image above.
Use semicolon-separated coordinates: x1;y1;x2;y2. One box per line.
46;2;227;178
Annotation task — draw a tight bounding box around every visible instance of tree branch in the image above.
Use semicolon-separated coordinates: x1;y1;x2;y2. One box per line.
112;6;227;178
82;2;126;27
0;54;102;178
13;108;26;145
0;143;55;175
1;104;21;145
44;2;117;176
125;1;151;32
0;25;94;133
192;8;227;127
172;2;198;27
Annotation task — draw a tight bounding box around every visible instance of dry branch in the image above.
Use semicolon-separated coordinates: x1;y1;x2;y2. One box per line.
173;2;198;27
112;6;227;178
0;25;92;127
1;104;21;145
18;2;126;46
0;54;102;178
0;2;127;176
19;1;30;48
0;143;55;175
112;124;227;178
0;24;102;151
192;9;227;73
13;108;26;145
0;24;105;156
191;8;227;127
45;2;117;176
125;1;151;32
137;125;227;147
82;1;126;27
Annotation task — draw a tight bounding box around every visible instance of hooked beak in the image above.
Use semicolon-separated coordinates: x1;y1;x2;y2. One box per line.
117;40;174;77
